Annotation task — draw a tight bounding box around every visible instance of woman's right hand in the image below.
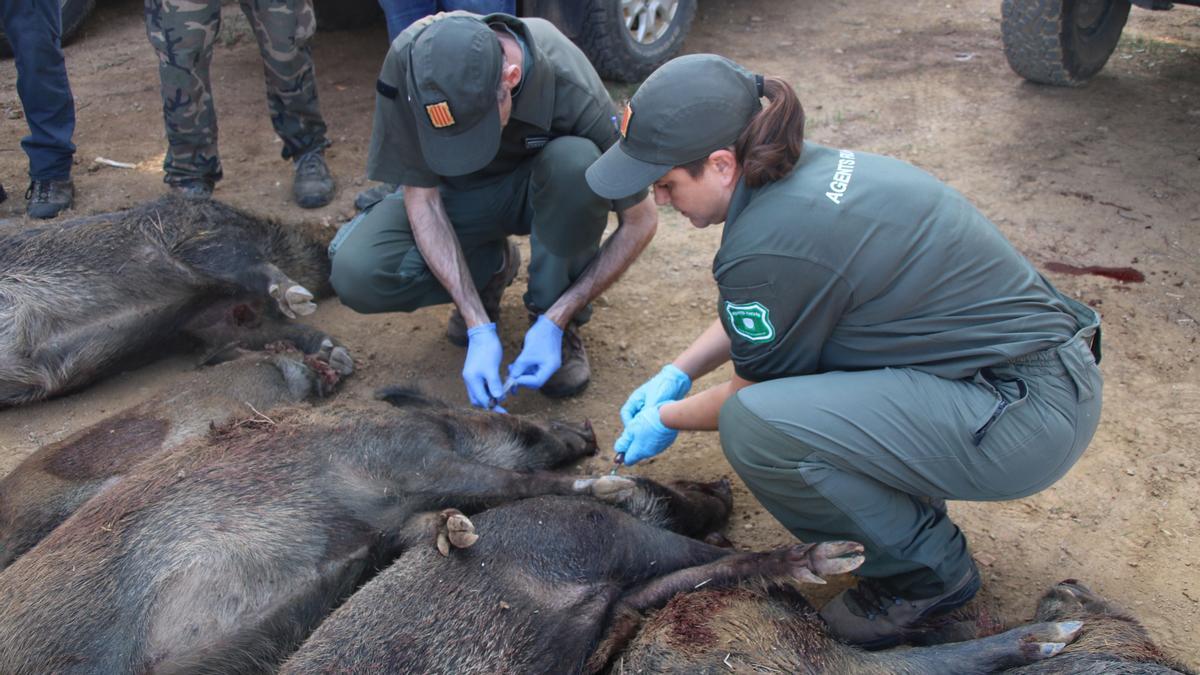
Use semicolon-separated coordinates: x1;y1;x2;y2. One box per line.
620;364;692;426
615;402;678;465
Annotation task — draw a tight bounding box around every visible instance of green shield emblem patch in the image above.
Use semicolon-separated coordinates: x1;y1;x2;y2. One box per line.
724;301;775;343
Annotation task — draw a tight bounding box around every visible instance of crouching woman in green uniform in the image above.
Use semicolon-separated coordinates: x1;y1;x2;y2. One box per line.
585;54;1103;648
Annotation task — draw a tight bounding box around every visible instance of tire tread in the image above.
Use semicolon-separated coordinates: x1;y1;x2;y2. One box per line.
1001;0;1131;86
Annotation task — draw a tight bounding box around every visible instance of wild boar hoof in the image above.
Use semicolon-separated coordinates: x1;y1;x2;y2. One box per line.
1018;621;1084;661
285;285;317;316
329;346;354;376
268;283;292;318
790;540;865;584
575;475;637;502
316;339;355;376
436;509;478;557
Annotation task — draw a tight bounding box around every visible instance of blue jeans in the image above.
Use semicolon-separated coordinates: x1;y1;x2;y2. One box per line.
1;0;77;180
380;0;515;43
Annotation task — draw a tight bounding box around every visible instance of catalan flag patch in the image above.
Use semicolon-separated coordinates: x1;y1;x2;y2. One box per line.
619;102;633;138
425;101;455;129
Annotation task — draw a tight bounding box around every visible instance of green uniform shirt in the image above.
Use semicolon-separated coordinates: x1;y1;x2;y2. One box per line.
715;142;1080;382
367;13;646;212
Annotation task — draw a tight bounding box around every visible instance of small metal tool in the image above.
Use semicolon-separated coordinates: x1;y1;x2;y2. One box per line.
488;378;519;411
609;452;625;475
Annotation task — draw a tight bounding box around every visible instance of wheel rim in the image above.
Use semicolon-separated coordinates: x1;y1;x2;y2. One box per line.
622;0;679;45
1073;0;1111;35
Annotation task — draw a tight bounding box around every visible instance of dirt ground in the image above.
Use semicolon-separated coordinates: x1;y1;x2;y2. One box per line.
2;0;1198;665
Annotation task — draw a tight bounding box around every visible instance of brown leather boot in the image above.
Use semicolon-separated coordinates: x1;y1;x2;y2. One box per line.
539;319;590;399
446;239;520;347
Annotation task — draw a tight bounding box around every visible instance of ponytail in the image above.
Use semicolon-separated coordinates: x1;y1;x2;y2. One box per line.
734;76;804;188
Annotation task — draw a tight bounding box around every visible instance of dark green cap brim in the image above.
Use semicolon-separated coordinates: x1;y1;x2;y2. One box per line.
586;141;672;200
414;103;501;177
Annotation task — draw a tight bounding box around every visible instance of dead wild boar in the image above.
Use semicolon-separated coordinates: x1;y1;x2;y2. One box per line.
278;495;866;675
612;578;1192;674
0;195;352;407
1004;579;1195;674
0;389;714;674
0;348;348;570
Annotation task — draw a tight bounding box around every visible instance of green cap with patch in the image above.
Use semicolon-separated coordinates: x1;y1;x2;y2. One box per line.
406;15;504;176
586;54;763;200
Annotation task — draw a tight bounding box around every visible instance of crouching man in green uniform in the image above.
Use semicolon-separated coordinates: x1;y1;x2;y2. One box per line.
586;54;1103;648
330;12;656;407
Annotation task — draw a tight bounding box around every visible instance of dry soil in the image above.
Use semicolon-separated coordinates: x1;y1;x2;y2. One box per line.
1;0;1197;665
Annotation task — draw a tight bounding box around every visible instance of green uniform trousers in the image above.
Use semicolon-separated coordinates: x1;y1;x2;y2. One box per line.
719;307;1102;598
330;136;608;321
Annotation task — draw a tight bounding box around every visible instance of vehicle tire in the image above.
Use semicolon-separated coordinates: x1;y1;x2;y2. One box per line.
0;0;97;58
312;0;382;31
1001;0;1131;86
575;0;696;82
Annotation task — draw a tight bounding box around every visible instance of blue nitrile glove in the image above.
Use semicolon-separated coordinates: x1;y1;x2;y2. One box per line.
506;314;564;391
615;402;678;465
462;323;505;409
620;364;692;426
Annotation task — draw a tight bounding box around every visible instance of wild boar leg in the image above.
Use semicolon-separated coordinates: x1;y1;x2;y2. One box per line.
843;620;1084;674
585;541;865;674
412;464;633;512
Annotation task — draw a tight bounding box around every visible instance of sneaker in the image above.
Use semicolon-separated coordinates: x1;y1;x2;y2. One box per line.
819;563;981;649
354;181;398;211
293;149;335;209
446;239;520;347
25;179;74;219
539;319;590;399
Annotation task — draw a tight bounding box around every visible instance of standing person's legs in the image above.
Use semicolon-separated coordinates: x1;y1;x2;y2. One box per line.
440;0;515;16
146;0;223;188
719;349;1100;646
330;177;526;315
240;0;327;160
2;0;76;181
2;0;77;217
379;0;436;43
240;0;333;207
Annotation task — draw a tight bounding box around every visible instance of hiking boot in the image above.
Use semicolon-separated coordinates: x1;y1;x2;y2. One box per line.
539;319;590;399
819;563;981;649
446;239;521;347
293;149;335;209
354;181;398;211
25;178;74;219
168;177;215;200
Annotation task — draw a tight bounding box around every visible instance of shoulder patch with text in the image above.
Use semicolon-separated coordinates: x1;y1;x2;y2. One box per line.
724;301;776;343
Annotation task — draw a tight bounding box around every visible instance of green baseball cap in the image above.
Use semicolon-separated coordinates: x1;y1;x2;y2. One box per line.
586;54;763;200
406;15;504;177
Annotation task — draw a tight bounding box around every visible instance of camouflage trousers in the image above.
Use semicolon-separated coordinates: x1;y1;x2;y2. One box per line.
144;0;329;183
